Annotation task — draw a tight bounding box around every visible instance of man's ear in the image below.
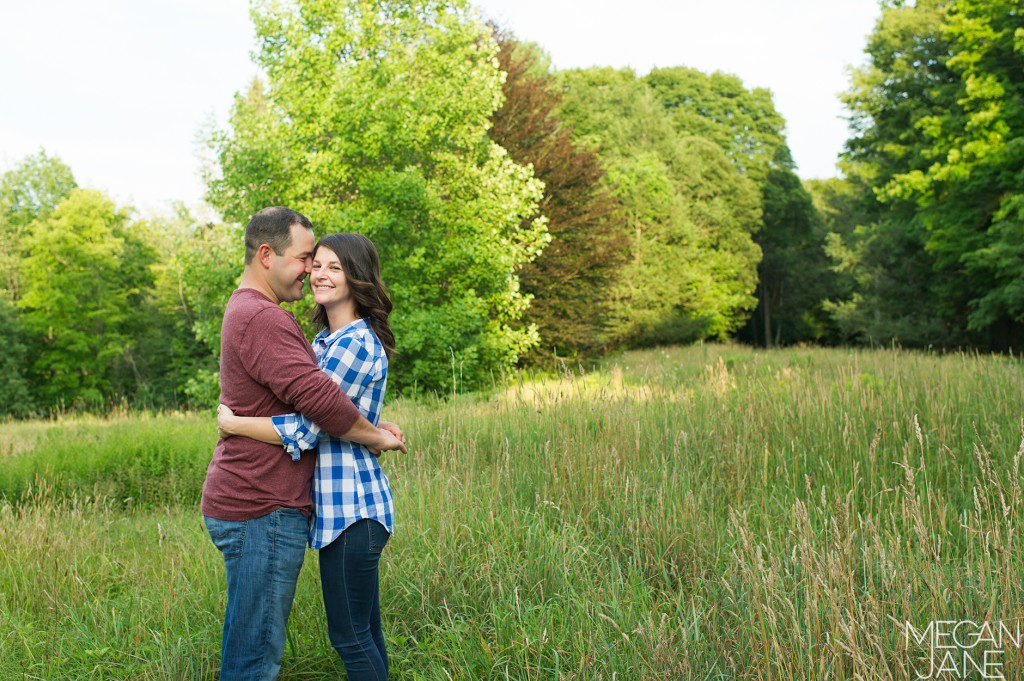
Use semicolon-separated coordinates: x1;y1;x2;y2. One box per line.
257;244;275;269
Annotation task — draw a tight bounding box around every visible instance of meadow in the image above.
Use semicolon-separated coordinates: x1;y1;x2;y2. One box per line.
1;343;1022;680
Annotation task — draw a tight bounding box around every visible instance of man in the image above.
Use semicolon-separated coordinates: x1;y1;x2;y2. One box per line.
201;206;405;681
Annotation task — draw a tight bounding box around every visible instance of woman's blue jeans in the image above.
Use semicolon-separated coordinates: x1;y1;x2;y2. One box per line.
204;507;309;681
319;518;391;681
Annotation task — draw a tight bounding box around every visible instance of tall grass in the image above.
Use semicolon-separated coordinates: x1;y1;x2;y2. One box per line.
0;411;213;507
1;343;1022;679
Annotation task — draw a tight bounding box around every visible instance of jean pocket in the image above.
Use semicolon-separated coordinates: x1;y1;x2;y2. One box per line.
275;508;311;552
367;519;390;553
204;516;245;559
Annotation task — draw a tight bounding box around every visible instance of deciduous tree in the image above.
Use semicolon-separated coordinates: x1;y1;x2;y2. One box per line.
488;29;625;360
838;0;1024;348
207;0;547;393
645;67;828;347
18;189;158;407
0;150;76;301
557;67;761;345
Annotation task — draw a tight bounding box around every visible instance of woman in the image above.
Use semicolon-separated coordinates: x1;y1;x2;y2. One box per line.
218;232;396;680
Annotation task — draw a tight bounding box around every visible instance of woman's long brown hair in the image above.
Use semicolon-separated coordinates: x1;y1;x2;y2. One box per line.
311;233;395;358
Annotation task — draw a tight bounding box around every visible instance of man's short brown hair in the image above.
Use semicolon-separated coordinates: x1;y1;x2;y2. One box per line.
243;206;314;264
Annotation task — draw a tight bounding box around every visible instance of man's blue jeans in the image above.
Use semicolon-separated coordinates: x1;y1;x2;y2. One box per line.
319;518;391;681
204;508;309;681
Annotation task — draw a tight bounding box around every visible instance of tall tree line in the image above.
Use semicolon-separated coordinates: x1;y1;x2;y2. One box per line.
4;0;1020;416
832;0;1024;350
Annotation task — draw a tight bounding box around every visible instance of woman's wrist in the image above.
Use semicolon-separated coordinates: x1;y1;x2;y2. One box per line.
223;414;241;436
217;405;239;438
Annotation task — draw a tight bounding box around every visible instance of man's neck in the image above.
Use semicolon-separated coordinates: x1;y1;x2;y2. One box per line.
239;269;279;305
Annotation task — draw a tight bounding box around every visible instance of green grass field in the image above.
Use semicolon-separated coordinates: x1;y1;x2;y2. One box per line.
2;343;1022;680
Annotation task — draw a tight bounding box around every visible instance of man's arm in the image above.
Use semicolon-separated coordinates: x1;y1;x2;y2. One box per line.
219;406;406;458
242;308;405;452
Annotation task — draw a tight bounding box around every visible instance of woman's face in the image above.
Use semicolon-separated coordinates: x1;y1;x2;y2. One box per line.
310;245;350;309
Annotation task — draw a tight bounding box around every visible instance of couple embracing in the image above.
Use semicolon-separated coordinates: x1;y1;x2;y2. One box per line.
200;206;405;681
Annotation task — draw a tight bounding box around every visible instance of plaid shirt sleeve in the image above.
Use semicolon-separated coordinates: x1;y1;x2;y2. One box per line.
272;412;321;461
272;332;384;461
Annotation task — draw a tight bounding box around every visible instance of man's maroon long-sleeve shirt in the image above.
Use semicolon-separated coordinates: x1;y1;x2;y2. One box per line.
200;288;360;520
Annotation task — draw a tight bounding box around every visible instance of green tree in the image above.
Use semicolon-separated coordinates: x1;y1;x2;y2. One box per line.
885;0;1024;343
207;0;547;394
0;150;77;300
804;177;867;343
0;297;33;416
18;189;159;408
165;214;244;406
834;0;958;346
838;0;1024;348
488;29;626;360
644;67;829;347
804;175;938;345
557;67;762;346
644;67;792;175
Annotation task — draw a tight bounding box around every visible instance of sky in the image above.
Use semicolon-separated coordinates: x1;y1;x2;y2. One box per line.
0;0;881;214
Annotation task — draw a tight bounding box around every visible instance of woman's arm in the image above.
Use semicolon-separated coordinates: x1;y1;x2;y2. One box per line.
217;404;283;445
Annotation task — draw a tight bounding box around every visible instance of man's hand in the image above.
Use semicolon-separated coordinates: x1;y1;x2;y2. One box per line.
379;420;406;446
370;424;407;456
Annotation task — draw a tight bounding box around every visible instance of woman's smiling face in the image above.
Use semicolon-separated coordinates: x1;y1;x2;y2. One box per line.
310;245;350;309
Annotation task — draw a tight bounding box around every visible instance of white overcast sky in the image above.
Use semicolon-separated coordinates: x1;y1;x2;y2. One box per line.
0;0;880;215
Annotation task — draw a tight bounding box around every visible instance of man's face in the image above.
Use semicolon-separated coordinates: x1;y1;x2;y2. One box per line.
267;223;315;304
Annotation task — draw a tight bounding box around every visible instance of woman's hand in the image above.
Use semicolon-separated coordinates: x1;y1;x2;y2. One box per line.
217;403;236;440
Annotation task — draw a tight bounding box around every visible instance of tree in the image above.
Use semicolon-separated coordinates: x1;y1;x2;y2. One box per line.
838;0;1024;349
487;28;626;360
18;189;158;408
0;150;77;300
166;213;244;406
207;0;547;394
0;297;33;416
644;67;792;176
557;67;762;346
644;67;829;347
890;0;1024;343
804;177;867;343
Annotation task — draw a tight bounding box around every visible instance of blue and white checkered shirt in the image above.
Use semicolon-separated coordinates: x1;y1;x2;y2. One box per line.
271;318;394;549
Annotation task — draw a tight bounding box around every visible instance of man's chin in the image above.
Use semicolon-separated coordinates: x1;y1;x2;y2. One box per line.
282;288;305;303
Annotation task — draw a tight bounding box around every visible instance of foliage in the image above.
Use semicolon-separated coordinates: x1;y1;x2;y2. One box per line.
0;154;230;414
645;67;832;347
131;208;241;409
0;152;76;415
488;28;627;361
557;67;762;346
206;0;547;395
0;297;33;416
17;189;159;408
644;67;792;178
839;0;1024;348
804;177;867;343
0;150;77;301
